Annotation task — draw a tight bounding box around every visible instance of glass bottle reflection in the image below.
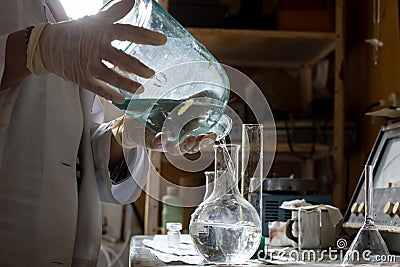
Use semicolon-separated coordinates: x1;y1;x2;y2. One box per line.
189;144;261;264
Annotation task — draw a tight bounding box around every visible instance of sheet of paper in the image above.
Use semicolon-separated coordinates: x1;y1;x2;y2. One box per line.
142;234;204;265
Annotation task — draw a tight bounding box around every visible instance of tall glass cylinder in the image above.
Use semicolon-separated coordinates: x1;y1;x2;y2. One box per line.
365;164;374;225
241;124;264;223
189;144;261;264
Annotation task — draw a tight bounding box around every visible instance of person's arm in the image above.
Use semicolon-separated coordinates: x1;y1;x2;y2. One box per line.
0;30;31;90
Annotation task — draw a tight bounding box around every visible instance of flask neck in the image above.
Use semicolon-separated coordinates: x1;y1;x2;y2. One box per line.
213;144;241;197
213;170;241;196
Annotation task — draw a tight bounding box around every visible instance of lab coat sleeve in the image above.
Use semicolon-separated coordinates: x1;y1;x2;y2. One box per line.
90;98;149;205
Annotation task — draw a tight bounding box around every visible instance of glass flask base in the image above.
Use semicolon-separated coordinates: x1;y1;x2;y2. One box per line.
190;221;261;264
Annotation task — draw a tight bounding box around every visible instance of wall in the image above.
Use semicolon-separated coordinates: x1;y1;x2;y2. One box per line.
344;0;400;200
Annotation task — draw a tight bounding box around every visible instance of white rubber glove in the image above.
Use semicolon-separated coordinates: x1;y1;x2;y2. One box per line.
26;0;166;104
112;115;216;155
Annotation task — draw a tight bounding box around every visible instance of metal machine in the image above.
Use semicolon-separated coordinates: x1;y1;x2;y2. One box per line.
342;122;400;253
259;177;332;236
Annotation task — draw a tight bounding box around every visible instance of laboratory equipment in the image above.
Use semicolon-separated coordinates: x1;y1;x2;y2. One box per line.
285;208;322;250
241;124;263;202
189;144;262;264
261;177;331;236
248;177;262;228
342;165;390;265
365;0;383;66
342;122;400;253
241;124;263;234
203;171;215;201
166;222;182;248
102;0;231;143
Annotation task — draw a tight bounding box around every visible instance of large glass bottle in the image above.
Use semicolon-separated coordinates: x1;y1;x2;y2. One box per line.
189;144;262;264
102;0;231;143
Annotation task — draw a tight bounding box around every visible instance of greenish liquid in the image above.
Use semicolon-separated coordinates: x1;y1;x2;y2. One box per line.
114;98;225;141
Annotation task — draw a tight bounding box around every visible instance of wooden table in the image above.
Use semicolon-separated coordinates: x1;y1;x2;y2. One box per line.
129;235;400;266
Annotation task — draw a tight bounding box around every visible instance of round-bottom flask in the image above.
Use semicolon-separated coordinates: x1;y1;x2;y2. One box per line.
189;144;262;264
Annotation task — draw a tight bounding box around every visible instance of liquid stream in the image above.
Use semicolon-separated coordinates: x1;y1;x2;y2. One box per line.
217;138;236;178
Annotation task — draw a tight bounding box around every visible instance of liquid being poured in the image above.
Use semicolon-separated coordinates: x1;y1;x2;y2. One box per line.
216;138;236;177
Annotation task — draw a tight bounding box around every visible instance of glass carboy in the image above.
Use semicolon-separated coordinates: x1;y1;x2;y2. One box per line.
103;0;231;143
189;144;262;264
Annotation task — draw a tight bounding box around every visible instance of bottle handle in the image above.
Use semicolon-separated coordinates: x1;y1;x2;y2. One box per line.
285;219;298;243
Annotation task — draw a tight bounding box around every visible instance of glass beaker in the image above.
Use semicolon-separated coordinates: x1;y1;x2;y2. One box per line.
102;0;231;143
189;144;262;264
342;165;390;265
285;208;322;250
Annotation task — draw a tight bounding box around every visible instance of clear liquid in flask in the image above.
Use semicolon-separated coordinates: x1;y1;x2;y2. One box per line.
190;221;261;264
189;143;262;264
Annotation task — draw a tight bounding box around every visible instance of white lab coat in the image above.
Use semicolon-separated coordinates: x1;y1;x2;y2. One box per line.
0;1;148;266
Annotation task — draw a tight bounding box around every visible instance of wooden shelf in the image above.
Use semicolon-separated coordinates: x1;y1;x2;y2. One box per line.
188;28;337;68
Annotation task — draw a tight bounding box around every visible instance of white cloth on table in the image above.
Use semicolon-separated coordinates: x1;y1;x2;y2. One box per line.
142;235;204;265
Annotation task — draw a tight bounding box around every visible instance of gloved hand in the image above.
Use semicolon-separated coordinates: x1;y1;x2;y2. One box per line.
112;115;216;155
26;0;167;104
